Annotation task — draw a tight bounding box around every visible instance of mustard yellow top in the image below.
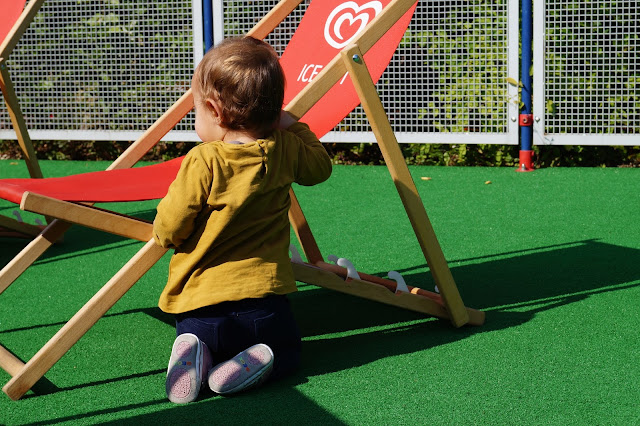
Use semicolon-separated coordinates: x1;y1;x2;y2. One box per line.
153;122;331;314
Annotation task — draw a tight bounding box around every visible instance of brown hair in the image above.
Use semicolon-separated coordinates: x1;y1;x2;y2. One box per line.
193;37;285;137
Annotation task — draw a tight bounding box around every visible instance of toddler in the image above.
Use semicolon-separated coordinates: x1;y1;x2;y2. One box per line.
153;36;332;403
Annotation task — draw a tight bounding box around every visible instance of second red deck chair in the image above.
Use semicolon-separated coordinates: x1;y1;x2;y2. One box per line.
0;0;483;400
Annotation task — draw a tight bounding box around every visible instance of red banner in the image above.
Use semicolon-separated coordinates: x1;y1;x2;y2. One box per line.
280;0;417;138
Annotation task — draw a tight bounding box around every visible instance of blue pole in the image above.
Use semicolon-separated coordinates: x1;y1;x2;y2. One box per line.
518;0;534;171
203;0;213;51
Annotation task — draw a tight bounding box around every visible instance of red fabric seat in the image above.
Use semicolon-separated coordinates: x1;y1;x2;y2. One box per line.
0;157;183;204
0;0;26;42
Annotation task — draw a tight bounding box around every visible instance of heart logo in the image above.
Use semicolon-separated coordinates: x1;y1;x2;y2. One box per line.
324;1;383;49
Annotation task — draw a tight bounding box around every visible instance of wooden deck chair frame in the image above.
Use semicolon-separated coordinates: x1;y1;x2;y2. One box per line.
0;0;47;237
0;0;484;401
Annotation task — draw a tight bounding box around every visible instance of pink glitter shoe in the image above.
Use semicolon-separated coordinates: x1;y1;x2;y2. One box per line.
166;333;211;404
208;344;274;395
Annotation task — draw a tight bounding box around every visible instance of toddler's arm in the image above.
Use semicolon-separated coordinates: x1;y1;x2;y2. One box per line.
153;150;212;249
280;111;332;186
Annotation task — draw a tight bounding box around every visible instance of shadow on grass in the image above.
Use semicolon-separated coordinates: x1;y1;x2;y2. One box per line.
398;239;640;312
9;239;640;424
25;391;347;426
0;208;158;268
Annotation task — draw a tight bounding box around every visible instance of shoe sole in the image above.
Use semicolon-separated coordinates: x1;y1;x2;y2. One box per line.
166;333;202;404
208;344;274;395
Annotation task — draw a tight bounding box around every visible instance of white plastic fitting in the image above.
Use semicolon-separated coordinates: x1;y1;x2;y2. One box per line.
388;271;409;293
289;245;304;264
328;255;360;280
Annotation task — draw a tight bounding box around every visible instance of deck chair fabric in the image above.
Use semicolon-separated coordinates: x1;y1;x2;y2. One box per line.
0;157;184;204
0;0;481;402
280;0;415;137
0;1;27;43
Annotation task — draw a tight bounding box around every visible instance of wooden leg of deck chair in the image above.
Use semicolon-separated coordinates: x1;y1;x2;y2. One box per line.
20;192;154;242
2;239;167;400
0;214;43;238
288;189;324;264
0;219;69;295
0;63;43;179
341;45;470;327
0;345;25;378
246;0;304;40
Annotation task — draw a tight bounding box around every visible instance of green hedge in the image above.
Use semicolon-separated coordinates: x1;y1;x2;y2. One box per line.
1;139;638;168
329;143;639;168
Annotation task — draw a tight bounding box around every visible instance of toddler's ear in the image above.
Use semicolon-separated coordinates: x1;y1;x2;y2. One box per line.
206;98;223;123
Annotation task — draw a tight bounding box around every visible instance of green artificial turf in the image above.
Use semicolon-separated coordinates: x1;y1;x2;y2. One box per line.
1;160;639;425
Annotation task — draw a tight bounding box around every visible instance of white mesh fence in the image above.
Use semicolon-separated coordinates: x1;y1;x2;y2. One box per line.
1;0;518;144
533;0;640;145
219;0;519;144
0;0;198;141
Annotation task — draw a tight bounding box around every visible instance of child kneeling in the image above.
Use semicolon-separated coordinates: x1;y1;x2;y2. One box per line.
153;37;332;403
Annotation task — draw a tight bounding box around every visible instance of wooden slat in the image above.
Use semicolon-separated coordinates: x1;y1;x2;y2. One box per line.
293;262;450;318
0;345;25;377
2;239;168;400
314;261;485;326
0;220;70;295
247;0;304;40
0;63;43;179
284;0;416;120
0;213;42;237
108;90;194;170
20;192;153;242
352;0;416;54
316;261;441;301
285;53;348;120
341;45;470;327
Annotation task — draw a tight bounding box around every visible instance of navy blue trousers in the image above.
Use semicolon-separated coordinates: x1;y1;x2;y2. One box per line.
175;295;301;381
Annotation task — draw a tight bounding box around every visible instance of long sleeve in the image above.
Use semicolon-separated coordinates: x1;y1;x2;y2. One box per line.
287;122;332;186
153;149;213;249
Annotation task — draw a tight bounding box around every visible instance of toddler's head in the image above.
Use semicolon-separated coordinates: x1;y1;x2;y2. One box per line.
192;37;285;138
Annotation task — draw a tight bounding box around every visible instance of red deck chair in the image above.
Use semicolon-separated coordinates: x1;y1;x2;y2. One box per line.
0;0;482;401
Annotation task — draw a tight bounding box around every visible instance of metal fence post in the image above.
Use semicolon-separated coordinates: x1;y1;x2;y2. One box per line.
203;0;214;51
517;0;534;172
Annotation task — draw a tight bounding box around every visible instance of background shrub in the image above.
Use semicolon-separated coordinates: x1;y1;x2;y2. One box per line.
1;140;638;167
